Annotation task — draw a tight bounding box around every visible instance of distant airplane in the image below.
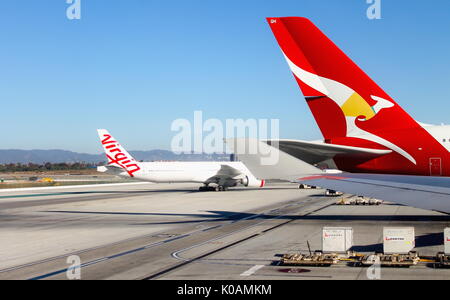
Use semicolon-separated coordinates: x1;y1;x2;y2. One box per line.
266;17;450;177
228;17;450;214
96;129;265;191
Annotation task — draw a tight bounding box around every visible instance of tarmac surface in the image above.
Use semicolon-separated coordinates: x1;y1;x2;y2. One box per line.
0;182;449;280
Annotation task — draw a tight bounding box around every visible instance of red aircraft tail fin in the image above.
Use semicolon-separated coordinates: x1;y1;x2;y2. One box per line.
266;17;418;141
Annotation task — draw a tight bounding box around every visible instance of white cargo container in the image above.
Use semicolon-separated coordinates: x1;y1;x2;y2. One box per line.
444;228;450;255
383;227;415;254
322;227;353;253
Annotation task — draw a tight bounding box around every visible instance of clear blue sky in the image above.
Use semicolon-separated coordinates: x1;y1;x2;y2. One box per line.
1;0;449;153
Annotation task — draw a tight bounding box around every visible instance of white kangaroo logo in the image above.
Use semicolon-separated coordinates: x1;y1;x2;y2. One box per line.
283;52;416;165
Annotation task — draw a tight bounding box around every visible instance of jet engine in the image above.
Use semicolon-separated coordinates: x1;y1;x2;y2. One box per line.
241;176;265;188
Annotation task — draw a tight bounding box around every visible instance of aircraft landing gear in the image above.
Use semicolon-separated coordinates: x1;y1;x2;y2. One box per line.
199;185;229;192
217;186;229;192
199;185;212;192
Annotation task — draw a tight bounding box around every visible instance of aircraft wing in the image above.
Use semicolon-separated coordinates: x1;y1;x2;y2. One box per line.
215;164;244;177
228;139;450;214
266;139;392;165
202;164;244;185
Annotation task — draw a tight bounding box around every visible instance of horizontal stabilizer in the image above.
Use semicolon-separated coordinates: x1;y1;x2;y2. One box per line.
266;139;392;165
97;165;125;175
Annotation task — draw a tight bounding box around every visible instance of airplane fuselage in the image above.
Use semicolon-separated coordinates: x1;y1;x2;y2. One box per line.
100;161;264;188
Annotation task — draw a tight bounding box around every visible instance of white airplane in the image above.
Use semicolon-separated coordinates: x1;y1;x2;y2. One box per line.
96;129;265;191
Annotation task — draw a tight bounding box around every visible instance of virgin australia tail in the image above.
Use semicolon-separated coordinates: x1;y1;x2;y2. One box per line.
97;129;142;177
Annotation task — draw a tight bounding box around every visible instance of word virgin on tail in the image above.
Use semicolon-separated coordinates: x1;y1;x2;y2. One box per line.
101;134;141;177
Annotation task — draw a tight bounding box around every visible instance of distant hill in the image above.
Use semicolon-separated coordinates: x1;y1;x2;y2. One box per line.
0;149;231;164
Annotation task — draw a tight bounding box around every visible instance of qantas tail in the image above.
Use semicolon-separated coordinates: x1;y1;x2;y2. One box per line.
266;17;420;144
97;129;142;177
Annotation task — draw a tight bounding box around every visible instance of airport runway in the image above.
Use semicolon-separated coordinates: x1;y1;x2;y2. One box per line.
0;182;449;280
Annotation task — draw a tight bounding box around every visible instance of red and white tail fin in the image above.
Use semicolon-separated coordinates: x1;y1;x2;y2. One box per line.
266;17;419;142
97;129;142;177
